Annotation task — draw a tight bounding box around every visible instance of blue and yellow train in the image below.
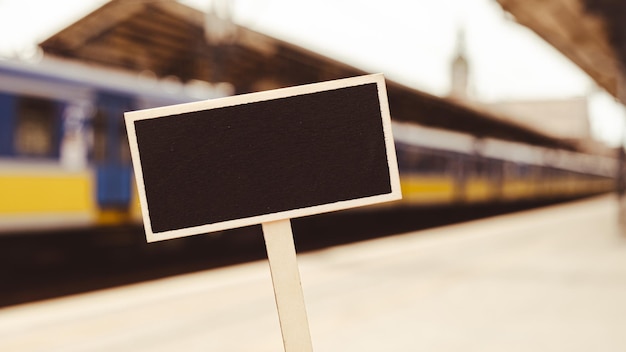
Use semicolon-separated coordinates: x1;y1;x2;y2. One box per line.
0;57;229;232
0;56;617;233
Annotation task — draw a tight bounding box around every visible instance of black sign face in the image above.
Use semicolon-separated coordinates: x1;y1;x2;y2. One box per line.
125;74;401;242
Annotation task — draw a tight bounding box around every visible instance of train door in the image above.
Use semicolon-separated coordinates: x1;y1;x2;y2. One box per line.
452;152;467;203
92;93;133;213
489;158;504;201
0;93;16;157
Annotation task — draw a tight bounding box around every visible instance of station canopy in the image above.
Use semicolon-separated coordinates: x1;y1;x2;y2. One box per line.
496;0;626;103
41;0;580;150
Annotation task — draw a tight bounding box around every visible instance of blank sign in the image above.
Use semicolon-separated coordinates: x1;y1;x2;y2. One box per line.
125;74;401;242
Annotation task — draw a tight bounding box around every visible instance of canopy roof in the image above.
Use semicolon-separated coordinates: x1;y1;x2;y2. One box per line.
40;0;581;150
496;0;626;102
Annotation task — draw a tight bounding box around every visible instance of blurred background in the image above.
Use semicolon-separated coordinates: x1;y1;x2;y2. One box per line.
1;0;626;350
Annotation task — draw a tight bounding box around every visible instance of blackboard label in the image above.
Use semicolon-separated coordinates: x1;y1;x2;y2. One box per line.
125;74;401;242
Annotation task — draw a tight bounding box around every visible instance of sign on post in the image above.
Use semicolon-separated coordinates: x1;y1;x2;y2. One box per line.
125;74;401;242
124;73;401;351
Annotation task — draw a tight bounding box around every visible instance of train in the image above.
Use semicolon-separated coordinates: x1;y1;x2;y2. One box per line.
0;57;230;232
392;121;615;207
0;56;618;233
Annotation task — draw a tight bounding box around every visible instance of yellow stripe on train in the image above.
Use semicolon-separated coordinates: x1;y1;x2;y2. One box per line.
0;170;97;231
400;175;455;204
0;172;95;213
464;178;494;202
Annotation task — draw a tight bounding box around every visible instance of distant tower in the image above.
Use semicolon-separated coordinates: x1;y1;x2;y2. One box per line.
450;27;469;100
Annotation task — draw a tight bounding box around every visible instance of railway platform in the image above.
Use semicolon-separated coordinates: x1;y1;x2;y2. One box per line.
1;195;626;351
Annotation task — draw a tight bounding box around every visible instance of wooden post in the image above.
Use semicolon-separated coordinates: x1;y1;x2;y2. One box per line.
262;219;314;352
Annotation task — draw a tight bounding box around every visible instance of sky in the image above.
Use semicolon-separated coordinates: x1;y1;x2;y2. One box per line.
0;0;624;146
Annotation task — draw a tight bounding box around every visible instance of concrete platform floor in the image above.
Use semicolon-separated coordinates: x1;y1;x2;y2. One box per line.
1;195;625;351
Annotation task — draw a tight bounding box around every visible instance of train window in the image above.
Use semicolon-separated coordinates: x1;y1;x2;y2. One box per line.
395;143;419;171
416;151;450;174
14;97;58;157
488;159;503;180
503;161;535;178
394;143;451;175
503;161;518;178
91;106;133;165
474;158;489;177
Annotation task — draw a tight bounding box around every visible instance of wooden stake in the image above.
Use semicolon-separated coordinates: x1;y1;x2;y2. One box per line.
262;219;314;352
